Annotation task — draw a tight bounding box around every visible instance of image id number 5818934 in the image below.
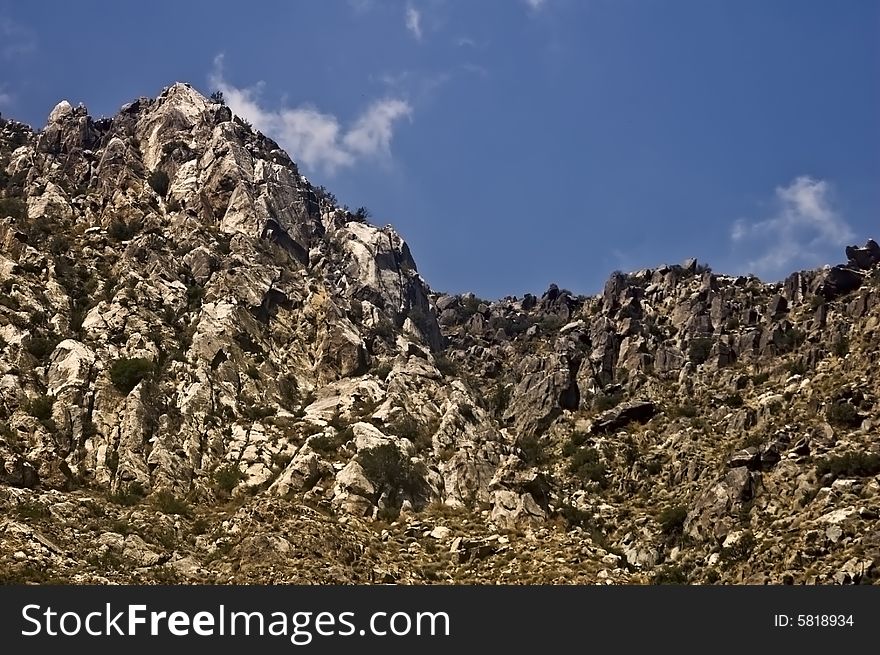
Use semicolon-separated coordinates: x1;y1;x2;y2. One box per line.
773;615;854;628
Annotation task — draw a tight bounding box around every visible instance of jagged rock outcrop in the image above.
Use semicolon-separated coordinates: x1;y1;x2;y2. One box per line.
1;85;879;586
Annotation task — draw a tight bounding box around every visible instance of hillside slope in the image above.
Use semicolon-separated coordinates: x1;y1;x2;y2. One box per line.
1;84;878;584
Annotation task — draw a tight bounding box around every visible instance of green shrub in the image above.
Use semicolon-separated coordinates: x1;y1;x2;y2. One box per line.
15;500;51;520
816;452;880;479
688;337;713;365
191;517;210;535
147;170;170;197
779;327;806;352
209;90;225;104
213;464;246;493
108;219;140;241
371;317;395;340
569;447;607;487
186;283;204;309
25;395;55;431
593;392;623;412
561;430;589;457
826;402;861;428
26;334;60;360
109;357;154;395
722;393;744;408
374;361;393;381
540;314;565;332
152;490;191;516
658;505;688;537
751;372;770;386
653;565;690;585
458;296;484;319
557;503;594;531
357;443;422;503
832;337;850;357
516;434;546;466
109;482;146;506
668;403;698;418
786;359;808;375
0;197;27;219
721;531;756;562
645;459;663;476
434;354;458;377
0;293;20;310
489;383;512;417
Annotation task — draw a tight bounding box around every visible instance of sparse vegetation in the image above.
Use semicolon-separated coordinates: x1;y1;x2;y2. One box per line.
816;452;880;480
434;354;458;377
668;403;698;418
109;357;154;395
516;434;546;466
15;499;51;519
0;197;27;219
593;392;623;412
26;394;55;431
357;443;422;505
373;361;393;381
26;334;60;360
108;219;140;241
109;482;146;506
826;402;861;428
658;505;688;537
786;359;808;375
148;169;170;197
568;446;607;487
722;393;744;408
653;564;690;585
832;337;850;357
152;490;192;516
721;531;757;562
688;337;713;365
214;464;246;493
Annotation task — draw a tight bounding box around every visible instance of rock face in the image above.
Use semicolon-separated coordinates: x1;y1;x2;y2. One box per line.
1;85;880;586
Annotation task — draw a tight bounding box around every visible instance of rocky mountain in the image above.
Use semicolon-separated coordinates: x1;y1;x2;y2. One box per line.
1;83;878;585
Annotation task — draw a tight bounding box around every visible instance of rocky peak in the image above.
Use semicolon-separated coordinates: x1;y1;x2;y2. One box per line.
1;84;879;586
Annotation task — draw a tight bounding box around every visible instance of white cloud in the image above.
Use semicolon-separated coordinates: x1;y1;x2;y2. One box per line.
462;63;489;77
730;176;855;279
0;89;11;108
344;99;412;156
348;0;373;14
210;56;412;175
524;0;548;10
405;5;423;40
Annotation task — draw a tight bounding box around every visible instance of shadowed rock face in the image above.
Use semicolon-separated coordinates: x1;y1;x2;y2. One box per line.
1;86;879;586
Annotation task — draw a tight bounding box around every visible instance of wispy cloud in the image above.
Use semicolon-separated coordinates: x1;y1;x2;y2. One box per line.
1;16;36;58
405;4;423;41
348;0;373;14
524;0;548;10
730;176;855;279
462;63;489;78
210;55;412;176
0;90;12;109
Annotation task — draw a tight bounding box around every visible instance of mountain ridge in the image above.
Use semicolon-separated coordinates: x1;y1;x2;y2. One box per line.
1;83;878;585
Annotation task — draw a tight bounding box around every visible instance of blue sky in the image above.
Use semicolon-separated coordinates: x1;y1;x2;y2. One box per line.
1;0;878;298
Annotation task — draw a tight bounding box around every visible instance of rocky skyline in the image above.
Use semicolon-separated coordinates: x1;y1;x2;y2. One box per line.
0;84;878;584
